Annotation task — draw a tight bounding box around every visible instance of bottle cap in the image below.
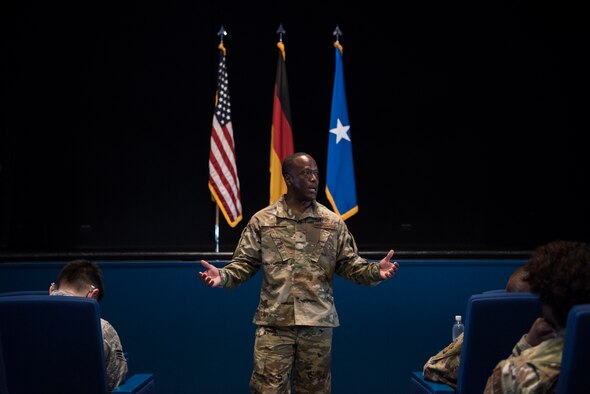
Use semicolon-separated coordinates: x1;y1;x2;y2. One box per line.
455;315;462;321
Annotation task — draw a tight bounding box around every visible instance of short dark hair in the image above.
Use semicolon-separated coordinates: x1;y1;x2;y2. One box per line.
525;240;590;327
505;266;531;293
282;152;311;176
55;259;105;301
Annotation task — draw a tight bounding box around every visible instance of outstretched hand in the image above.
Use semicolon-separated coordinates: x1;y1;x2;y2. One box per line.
198;260;221;287
378;249;399;280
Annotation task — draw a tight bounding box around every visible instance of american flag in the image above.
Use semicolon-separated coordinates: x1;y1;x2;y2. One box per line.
208;42;242;227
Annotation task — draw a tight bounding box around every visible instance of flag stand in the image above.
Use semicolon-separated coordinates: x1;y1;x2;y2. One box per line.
214;204;220;252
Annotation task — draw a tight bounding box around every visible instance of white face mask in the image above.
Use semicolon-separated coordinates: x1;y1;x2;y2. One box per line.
49;289;77;297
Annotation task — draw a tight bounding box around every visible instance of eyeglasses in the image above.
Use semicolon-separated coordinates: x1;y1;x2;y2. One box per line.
299;169;319;179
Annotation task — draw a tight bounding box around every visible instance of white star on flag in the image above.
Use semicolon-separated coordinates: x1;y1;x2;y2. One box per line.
329;118;351;144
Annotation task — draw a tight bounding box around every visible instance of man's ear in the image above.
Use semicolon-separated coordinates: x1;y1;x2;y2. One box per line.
88;287;100;299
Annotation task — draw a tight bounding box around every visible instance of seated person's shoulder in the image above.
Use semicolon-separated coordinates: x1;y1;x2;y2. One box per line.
423;334;463;388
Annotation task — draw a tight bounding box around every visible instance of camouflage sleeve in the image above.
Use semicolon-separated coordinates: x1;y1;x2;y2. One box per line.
483;337;561;394
101;319;129;391
422;333;463;388
512;334;532;356
220;220;263;289
333;223;382;285
483;357;547;394
483;334;530;394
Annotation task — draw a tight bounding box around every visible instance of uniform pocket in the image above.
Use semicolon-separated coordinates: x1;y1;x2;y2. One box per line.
260;225;290;265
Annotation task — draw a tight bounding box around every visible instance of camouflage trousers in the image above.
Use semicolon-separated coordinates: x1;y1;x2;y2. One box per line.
249;325;333;394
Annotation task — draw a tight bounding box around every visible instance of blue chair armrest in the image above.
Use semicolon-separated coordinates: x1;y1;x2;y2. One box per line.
112;373;156;394
410;371;455;394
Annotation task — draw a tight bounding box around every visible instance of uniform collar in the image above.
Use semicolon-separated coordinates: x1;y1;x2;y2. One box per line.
275;196;320;221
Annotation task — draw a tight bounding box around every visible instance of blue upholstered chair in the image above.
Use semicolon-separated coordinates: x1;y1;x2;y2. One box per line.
410;291;542;394
0;294;156;394
556;303;590;394
0;290;48;296
0;329;7;394
410;371;454;394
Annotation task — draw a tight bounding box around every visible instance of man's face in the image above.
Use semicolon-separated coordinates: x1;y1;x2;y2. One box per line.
288;155;319;201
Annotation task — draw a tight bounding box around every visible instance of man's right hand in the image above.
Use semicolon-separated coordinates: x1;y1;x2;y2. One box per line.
198;260;221;288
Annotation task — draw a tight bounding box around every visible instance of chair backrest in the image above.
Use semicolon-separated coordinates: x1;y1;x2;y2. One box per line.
0;294;109;394
0;290;48;297
481;288;506;294
556;303;590;394
0;327;8;394
456;291;542;394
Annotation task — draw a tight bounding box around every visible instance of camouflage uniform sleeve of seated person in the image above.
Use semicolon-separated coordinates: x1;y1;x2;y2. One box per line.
423;332;463;388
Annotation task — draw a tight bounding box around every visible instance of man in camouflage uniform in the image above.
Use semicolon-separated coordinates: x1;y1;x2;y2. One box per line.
50;259;129;391
199;152;399;394
422;266;532;388
483;240;590;393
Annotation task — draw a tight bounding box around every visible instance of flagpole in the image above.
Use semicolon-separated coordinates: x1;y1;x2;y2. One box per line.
214;205;220;252
269;23;294;204
333;24;342;42
212;25;227;254
208;24;242;251
326;24;359;220
213;25;226;253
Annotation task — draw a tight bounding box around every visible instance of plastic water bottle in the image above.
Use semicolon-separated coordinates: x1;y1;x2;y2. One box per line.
452;315;464;341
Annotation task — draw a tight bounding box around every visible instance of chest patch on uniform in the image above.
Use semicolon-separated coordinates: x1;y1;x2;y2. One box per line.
294;231;307;249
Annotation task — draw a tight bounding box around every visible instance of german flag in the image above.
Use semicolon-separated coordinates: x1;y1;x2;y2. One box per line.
269;30;294;204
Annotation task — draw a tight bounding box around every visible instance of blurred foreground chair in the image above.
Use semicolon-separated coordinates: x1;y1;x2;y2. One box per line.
0;290;48;296
411;291;542;394
556;303;590;394
0;294;156;394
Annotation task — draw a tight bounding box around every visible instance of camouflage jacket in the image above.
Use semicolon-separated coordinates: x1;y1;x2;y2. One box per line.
219;196;383;327
422;332;463;388
483;332;564;394
50;290;128;390
101;318;129;391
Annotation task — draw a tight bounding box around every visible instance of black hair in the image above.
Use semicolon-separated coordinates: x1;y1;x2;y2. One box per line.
282;152;311;176
55;259;105;301
525;240;590;327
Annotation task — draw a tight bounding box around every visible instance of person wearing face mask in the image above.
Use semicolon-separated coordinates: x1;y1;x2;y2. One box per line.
50;259;128;391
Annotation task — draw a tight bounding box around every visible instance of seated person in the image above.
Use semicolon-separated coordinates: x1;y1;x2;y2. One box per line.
422;266;532;388
50;259;128;391
483;240;590;393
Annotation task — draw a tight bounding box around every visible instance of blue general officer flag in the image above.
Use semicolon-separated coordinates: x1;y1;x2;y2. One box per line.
326;39;358;220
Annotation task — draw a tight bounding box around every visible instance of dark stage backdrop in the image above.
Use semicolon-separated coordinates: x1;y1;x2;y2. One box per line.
2;1;588;253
